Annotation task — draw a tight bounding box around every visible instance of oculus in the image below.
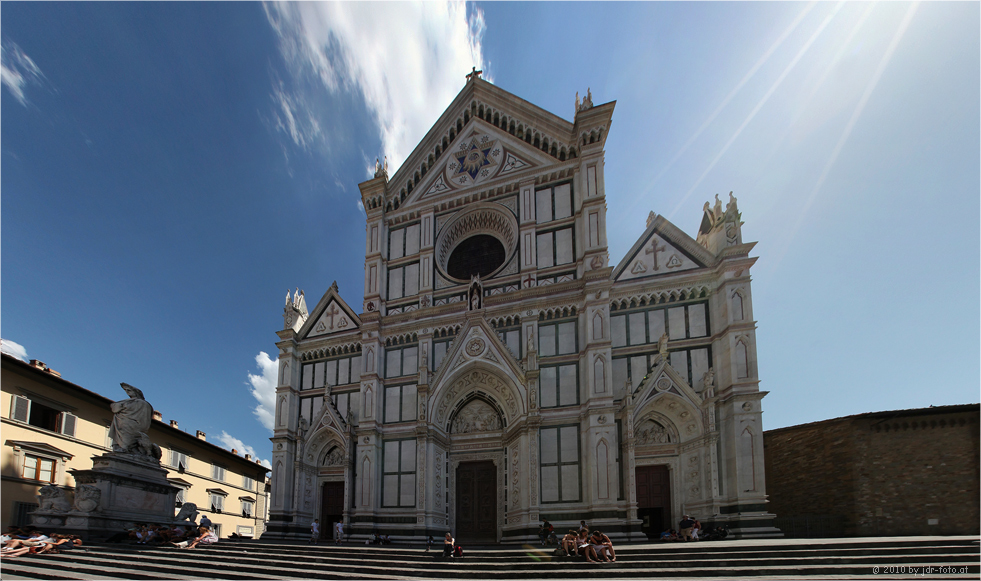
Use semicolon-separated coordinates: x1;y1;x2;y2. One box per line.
435;202;518;284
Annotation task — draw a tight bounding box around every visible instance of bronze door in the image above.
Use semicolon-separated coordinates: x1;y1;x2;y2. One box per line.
636;465;670;538
320;481;344;540
455;461;497;543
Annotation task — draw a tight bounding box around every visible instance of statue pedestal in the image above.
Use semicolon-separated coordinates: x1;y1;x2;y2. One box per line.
32;452;180;541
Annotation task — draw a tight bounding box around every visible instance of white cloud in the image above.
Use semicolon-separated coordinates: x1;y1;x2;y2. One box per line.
1;338;28;361
248;351;278;432
264;1;489;175
1;40;45;106
216;431;271;469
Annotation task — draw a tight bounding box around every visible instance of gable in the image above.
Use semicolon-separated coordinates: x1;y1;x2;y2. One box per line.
298;282;361;340
614;213;717;282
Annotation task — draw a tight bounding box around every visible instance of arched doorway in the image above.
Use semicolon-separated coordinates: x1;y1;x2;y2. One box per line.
447;395;506;543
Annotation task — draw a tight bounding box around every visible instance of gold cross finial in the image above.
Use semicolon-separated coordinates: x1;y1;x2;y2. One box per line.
466;66;483;82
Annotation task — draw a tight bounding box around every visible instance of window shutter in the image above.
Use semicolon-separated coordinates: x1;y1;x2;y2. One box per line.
59;413;77;437
11;395;30;422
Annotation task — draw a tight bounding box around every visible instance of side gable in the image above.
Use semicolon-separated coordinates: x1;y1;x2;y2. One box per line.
298;282;362;340
613;213;717;282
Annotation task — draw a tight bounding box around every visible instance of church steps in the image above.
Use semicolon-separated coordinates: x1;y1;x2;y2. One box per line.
3;538;976;580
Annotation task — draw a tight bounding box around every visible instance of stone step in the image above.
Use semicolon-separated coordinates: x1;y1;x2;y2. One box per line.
3;537;976;580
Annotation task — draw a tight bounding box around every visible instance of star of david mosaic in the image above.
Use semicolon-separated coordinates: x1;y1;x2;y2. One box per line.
455;137;496;180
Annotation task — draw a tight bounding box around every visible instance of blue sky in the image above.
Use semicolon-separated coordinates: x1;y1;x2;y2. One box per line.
3;2;978;466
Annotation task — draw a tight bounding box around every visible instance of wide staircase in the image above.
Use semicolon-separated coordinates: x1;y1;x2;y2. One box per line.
3;536;978;580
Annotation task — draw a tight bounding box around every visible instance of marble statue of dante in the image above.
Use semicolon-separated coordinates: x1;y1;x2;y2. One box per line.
109;383;153;454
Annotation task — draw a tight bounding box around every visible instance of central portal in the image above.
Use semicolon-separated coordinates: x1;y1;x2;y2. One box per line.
455;460;497;543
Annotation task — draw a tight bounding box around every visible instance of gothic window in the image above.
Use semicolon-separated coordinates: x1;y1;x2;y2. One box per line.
735;340;749;379
538;321;577;357
388;223;421;259
432;339;450;369
384;384;417;424
611;302;709;348
385;345;418;378
331;389;360;423
495;324;522;359
303;355;362;391
535;182;573;224
612;345;712;396
540;364;578;407
540;425;580;503
382;439;416;507
536;227;575;268
731;291;744;321
8;395;77;437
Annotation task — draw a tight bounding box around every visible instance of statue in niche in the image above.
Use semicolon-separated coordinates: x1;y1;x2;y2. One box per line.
451;400;502;433
526;326;535;353
637;421;671;445
110;383;161;460
469;275;483;310
324;447;345;467
701;367;715;391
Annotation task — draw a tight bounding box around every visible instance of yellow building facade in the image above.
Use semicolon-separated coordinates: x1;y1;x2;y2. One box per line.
1;354;269;538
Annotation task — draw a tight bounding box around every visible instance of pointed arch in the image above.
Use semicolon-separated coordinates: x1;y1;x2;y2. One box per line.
731;290;744;321
593;354;607;394
596;438;610;499
735;339;749;379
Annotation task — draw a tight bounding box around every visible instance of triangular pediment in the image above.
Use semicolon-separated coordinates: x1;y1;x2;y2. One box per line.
635;357;702;411
298;282;361;340
429;315;526;389
613;213;717;282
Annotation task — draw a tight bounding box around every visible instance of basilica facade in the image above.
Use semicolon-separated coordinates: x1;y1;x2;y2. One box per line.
265;75;777;543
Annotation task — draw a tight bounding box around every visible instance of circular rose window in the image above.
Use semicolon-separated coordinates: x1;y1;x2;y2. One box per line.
435;203;518;283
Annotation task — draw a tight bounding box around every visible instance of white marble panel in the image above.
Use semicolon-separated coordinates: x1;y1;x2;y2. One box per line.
735;341;748;379
689;304;707;337
401;439;416;470
536;233;554;268
628;312;646;346
402;347;418;375
385;350;401;378
540;428;558;464
691;348;709;390
559;426;578;460
388;267;403;300
630;356;647;390
648;310;666;343
671;351;689;384
385;387;400;421
400;474;416;506
434;342;447;369
325;361;337;386
539;325;556;357
315;362;326;388
558;322;576;354
587;166;597;197
405;224;420;255
383;475;398;506
541;466;559;502
588;211;599;247
612;358;628;397
561;465;580;501
558;364;577;406
404;263;419;296
303;364;314;390
611;315;627;347
536;189;553;223
553;184;572;219
350;357;361;382
338;359;349;385
384;441;399;472
390;229;404;260
555;228;573;265
401;384;417;422
334;394;345;420
504;330;520;357
668;307;686;339
312;397;323;424
540;367;557;408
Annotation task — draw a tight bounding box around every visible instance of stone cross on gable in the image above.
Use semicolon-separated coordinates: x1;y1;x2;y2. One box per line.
326;304;340;330
646;238;666;271
466;67;483;82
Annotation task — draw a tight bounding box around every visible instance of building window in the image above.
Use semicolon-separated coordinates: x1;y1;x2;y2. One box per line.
382;439;416;507
496;326;522;359
331;390;360;423
385;345;418;378
540;425;580;503
540;364;578;407
301;355;362;391
384;384;417;423
612;345;712;396
22;454;56;483
210;493;225;514
243;475;254;491
169;450;189;472
536;227;575;268
241;499;254;518
611;302;709;347
236;526;254;537
535;182;573;224
13;502;38;527
174;487;189;508
211;523;222;538
212;465;226;482
388;223;421;260
538;321;577;357
9;395;76;437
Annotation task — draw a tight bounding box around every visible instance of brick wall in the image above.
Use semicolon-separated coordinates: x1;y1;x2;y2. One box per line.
764;404;979;537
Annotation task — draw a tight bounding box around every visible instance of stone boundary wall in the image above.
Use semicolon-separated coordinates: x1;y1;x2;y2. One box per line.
764;404;979;537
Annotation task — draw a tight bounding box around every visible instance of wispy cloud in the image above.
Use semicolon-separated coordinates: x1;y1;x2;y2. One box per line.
216;431;272;469
264;1;489;175
1;40;45;106
248;351;278;432
1;338;28;361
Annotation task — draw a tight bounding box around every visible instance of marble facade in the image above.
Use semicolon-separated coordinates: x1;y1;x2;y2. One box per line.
265;76;778;542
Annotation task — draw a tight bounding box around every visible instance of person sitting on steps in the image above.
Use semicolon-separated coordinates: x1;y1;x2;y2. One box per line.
589;529;616;562
442;532;454;558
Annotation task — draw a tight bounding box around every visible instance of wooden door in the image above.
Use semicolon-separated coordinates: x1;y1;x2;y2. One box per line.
455;461;497;543
320;481;344;540
636;465;670;538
